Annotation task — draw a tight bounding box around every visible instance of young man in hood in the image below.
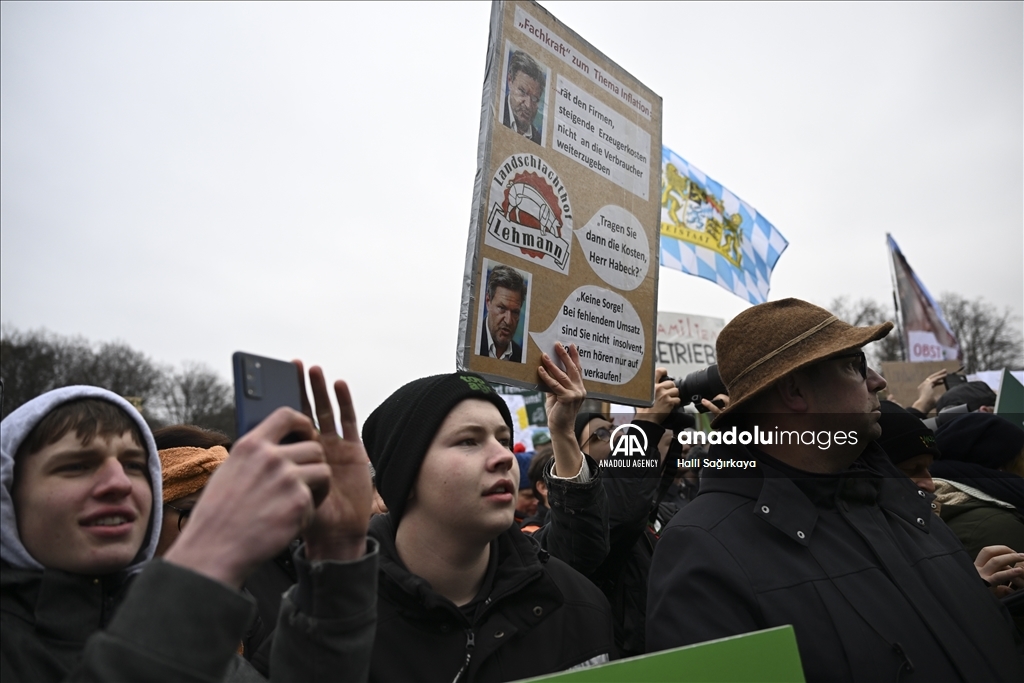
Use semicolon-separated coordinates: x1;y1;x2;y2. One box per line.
362;344;613;682
1;367;376;682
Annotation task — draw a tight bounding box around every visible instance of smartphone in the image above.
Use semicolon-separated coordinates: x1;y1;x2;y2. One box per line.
232;352;303;438
943;372;968;391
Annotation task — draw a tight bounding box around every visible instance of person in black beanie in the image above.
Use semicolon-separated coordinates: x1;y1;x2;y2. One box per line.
935;381;997;414
877;400;941;494
362;343;613;682
877;402;1024;599
931;412;1024;559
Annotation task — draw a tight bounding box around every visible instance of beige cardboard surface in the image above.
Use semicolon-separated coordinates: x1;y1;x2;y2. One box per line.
459;1;662;406
879;360;962;411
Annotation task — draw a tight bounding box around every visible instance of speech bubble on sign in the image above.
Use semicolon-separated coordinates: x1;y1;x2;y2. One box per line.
575;205;650;291
530;285;645;385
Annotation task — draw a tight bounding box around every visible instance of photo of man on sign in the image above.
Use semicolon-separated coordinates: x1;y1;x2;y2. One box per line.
502;48;546;145
477;262;530;363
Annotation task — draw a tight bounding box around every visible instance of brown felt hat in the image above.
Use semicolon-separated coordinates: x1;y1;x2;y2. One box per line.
712;298;893;426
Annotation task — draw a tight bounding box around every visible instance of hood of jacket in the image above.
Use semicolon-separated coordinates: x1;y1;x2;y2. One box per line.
1;386;162;573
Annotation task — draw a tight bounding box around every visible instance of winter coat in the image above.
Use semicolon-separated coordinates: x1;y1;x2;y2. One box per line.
0;386;378;682
368;514;613;682
647;441;1023;683
531;454;609;576
589;419;667;658
935;478;1024;559
1;545;378;683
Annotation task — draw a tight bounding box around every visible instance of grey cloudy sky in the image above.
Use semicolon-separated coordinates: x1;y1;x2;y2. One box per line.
2;2;1021;419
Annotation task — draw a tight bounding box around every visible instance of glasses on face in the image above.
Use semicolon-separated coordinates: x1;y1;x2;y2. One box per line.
828;351;867;379
165;503;192;532
582;427;612;448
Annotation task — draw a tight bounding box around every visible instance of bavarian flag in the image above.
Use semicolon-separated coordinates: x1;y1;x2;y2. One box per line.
660;147;788;304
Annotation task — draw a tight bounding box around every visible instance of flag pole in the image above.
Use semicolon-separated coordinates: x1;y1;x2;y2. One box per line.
886;234;908;362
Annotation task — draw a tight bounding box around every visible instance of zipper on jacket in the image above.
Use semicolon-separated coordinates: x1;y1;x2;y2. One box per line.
451;629;475;683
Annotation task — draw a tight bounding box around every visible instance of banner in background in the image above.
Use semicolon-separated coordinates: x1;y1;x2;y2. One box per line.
879;360;962;409
655;311;725;380
660;147;788;304
458;1;663;406
887;234;960;362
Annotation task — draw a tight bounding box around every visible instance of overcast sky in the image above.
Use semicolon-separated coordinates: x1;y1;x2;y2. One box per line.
2;2;1021;420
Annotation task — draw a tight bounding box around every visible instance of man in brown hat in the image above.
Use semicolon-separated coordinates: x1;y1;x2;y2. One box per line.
646;299;1022;682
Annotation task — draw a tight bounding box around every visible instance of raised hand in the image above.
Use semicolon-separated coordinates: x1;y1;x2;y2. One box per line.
164;408;329;589
539;342;586;478
302;366;372;561
635;367;681;424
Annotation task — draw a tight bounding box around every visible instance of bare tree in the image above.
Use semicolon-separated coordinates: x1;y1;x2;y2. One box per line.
937;293;1024;373
828;297;903;367
160;361;234;434
1;327;164;422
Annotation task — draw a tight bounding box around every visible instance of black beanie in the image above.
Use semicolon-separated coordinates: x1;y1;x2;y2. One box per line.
935;381;996;413
934;412;1024;470
362;372;513;525
877;400;940;464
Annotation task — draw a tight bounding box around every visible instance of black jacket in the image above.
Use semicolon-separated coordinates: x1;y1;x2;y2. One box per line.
531;454;609;576
1;544;378;683
589;419;666;658
368;515;613;682
0;560;255;682
647;442;1023;683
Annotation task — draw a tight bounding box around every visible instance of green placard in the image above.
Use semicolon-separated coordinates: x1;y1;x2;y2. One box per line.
520;625;804;682
994;368;1024;430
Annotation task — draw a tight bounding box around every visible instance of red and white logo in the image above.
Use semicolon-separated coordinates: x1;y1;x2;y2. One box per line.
486;154;573;274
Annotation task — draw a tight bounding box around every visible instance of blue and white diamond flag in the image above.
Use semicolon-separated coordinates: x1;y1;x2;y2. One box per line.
660;146;788;304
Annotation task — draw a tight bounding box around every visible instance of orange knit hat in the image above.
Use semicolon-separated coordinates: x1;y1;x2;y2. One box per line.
159;445;229;503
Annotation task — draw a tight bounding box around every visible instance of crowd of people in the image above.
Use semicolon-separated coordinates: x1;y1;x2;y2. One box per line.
1;297;1021;682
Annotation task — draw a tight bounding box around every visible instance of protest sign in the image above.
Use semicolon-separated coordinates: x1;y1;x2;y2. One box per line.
522;625;805;682
655;311;725;381
995;368;1024;418
879;360;962;410
457;0;663;405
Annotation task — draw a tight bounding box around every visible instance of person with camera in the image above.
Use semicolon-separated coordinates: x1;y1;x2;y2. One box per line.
1;365;377;682
646;298;1021;682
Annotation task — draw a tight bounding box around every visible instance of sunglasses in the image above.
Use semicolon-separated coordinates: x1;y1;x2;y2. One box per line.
828;350;867;379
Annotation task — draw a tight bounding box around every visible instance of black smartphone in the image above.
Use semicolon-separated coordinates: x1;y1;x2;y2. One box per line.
943;372;968;391
232;352;303;438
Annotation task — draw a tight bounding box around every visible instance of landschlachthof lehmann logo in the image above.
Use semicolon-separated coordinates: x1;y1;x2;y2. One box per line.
486;153;573;274
610;423;649;458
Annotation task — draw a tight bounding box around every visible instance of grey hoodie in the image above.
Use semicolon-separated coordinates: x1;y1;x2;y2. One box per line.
0;385;162;572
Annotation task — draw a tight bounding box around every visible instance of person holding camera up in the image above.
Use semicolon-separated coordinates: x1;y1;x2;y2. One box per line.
1;365;377;682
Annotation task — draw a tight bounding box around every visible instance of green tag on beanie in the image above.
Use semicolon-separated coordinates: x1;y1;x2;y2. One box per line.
460;375;492;393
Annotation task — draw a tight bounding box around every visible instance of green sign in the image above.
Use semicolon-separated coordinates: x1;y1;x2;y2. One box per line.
520;625;804;683
995;368;1024;429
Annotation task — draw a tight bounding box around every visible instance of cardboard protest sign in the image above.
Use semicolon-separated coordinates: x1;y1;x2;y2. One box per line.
879;360;962;411
457;0;663;405
655;311;725;381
